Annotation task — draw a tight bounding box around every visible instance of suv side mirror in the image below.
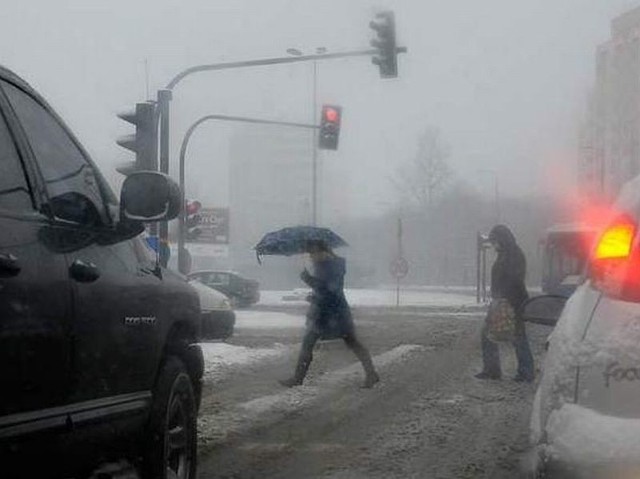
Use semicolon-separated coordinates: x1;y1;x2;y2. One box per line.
120;172;180;222
521;295;567;327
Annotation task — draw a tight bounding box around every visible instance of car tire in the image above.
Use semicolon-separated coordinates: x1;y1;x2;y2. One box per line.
142;356;197;479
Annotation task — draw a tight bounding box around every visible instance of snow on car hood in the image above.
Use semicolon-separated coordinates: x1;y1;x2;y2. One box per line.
546;403;640;467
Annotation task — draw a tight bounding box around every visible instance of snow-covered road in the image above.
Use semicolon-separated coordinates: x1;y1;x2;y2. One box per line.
196;304;549;479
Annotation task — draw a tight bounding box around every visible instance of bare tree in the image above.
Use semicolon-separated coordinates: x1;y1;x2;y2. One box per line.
393;127;452;210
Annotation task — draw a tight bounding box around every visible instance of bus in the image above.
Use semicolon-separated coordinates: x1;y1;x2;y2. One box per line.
540;223;598;297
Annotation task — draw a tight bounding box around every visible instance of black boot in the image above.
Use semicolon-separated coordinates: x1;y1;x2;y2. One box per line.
279;351;312;388
279;377;303;388
362;371;380;389
350;341;379;388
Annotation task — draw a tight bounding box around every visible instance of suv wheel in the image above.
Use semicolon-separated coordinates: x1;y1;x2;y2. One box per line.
143;357;197;479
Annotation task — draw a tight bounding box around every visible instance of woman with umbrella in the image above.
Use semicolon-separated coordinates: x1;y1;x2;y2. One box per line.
279;239;380;388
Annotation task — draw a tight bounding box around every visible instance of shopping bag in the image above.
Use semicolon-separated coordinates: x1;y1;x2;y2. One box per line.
486;298;516;343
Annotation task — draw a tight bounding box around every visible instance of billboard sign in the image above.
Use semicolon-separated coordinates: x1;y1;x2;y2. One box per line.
189;207;229;245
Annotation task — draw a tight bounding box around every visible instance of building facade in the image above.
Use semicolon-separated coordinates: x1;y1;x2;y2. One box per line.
228;125;314;285
581;7;640;201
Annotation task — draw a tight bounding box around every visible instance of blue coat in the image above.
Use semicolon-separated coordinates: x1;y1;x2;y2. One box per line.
301;256;354;339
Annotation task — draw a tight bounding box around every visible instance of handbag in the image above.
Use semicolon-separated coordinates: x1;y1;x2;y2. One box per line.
486;298;516;343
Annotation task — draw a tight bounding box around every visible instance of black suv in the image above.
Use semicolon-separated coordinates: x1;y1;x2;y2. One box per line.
0;67;203;478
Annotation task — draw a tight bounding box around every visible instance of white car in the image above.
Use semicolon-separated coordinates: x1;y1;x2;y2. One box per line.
525;175;640;477
189;279;236;340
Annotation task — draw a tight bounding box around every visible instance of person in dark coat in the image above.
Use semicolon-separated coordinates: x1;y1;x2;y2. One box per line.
476;224;535;382
280;240;380;388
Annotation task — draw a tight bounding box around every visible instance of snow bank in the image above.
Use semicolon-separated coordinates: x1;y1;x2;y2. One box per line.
259;288;477;308
546;403;640;465
234;310;305;330
199;342;289;382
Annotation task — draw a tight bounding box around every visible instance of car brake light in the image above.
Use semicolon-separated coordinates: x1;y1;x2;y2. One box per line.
595;222;635;260
589;218;640;299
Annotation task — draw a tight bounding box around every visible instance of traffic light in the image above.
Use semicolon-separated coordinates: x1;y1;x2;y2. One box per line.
116;101;158;175
370;11;398;79
185;199;202;241
318;105;342;150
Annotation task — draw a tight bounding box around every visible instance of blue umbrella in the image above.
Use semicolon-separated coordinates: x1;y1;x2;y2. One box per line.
255;226;348;261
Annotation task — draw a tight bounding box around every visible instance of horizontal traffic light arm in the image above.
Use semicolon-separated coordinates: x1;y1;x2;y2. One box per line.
186;114;319;130
166;47;407;90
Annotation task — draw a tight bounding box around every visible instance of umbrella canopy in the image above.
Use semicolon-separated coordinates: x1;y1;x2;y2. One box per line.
255;226;348;259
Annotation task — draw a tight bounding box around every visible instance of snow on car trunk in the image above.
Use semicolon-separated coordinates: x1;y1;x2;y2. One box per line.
546;403;640;466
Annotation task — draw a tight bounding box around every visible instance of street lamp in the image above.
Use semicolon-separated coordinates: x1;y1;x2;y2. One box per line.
476;169;501;223
286;47;327;225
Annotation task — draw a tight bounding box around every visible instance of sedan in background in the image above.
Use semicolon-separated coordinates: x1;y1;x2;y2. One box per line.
189;270;260;308
189;279;236;340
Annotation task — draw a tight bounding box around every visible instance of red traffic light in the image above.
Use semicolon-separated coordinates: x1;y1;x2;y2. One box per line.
319;105;342;150
186;200;202;215
324;107;339;123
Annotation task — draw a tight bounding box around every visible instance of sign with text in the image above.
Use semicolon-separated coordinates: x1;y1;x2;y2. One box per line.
188;207;229;244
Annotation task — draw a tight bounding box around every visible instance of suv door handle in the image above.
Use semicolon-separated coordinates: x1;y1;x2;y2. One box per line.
0;253;20;277
69;259;100;283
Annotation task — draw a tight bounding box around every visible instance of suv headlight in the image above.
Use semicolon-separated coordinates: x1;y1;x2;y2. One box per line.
221;298;232;311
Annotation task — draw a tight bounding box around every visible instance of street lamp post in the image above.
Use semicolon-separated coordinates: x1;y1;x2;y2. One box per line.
477;169;501;223
286;47;326;226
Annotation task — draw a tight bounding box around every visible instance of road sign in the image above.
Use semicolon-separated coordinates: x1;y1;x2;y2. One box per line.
390;257;409;278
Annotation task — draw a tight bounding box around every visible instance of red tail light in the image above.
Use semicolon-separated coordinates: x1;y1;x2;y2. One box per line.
590;217;639;299
595;222;635;260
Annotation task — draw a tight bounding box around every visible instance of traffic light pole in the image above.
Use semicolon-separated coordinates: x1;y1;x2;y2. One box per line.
158;46;407;265
177;114;318;274
158;89;172;264
312;59;318;226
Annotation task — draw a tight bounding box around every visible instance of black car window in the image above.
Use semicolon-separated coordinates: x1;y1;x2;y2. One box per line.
132;236;157;267
0;105;32;212
213;273;230;285
2;81;105;225
108;241;140;274
79;241;140;275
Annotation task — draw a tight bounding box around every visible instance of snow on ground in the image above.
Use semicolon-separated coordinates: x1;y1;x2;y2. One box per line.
199;342;290;382
260;287;478;308
235;310;306;330
198;344;425;444
239;345;424;415
234;308;481;333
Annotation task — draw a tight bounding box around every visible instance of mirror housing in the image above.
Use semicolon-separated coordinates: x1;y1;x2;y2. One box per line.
521;295;567;327
120;172;180;222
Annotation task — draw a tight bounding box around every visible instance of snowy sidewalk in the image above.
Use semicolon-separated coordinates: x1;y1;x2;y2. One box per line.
259;288;479;309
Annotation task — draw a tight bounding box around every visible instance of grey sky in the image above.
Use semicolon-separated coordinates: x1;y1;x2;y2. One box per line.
0;0;636;217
